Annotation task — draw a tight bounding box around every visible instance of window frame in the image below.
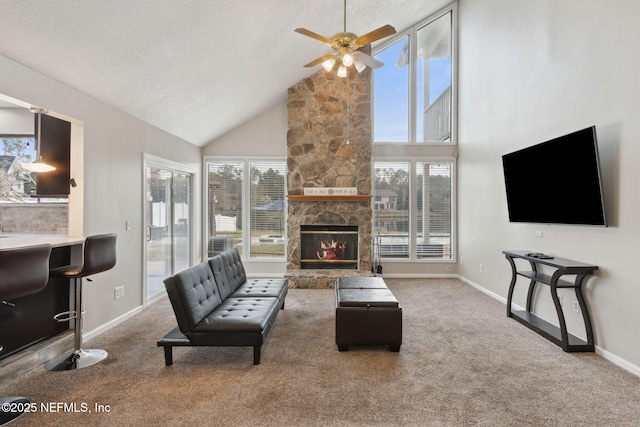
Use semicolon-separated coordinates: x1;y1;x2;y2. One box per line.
204;156;287;262
372;156;456;262
372;3;458;145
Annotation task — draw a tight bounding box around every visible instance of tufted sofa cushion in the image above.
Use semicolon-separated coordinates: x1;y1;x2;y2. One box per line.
165;261;222;333
194;298;279;333
209;248;246;299
233;278;288;300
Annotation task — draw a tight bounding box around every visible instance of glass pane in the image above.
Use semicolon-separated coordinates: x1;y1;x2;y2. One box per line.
373;36;410;143
207;161;243;256
416;162;452;259
173;172;191;272
373;162;410;258
249;161;286;258
1;136;37;201
146;166;173;299
416;12;452;142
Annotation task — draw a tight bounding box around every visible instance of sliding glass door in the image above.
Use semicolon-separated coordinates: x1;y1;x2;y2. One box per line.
145;162;193;302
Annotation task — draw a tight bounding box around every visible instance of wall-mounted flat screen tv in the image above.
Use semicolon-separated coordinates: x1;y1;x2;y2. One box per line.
502;126;607;226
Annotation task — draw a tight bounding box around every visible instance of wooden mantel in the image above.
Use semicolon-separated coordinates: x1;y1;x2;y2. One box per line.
287;195;372;202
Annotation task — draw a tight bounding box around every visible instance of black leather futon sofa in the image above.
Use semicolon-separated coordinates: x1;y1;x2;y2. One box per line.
157;248;288;365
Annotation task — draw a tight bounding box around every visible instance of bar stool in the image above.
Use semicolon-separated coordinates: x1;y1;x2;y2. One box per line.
0;244;52;426
45;233;117;371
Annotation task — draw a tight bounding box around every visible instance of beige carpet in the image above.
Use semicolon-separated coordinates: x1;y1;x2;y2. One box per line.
2;278;640;426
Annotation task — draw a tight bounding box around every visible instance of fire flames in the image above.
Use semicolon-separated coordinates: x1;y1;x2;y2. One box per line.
316;240;347;260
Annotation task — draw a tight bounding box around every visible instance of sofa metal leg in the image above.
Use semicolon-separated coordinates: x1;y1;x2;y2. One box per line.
253;346;261;365
163;346;173;366
389;345;401;352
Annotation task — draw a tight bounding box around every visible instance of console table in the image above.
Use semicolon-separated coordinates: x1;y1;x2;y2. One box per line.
503;250;598;352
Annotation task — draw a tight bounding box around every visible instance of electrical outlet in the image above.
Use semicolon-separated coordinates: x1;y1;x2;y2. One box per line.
479;263;483;273
536;230;543;237
573;301;579;312
125;220;131;231
114;286;125;300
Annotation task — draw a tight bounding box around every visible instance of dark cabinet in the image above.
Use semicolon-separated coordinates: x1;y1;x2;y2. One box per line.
36;114;71;197
0;245;72;360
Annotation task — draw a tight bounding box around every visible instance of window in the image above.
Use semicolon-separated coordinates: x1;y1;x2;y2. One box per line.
416;162;453;259
1;136;36;201
373;7;455;143
373;159;454;261
206;158;286;259
373;162;410;258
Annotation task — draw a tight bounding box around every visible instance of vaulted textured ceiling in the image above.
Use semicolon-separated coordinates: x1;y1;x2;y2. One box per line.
0;0;451;146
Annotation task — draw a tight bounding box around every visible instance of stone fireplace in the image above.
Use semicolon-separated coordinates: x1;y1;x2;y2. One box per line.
286;59;373;288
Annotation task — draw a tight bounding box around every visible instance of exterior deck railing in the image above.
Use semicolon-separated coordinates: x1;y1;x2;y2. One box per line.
424;85;452;142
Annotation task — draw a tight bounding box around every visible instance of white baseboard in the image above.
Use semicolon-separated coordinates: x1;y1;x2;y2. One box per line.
456;274;508;304
595;345;640;378
458;274;640;379
380;273;460;279
84;305;144;343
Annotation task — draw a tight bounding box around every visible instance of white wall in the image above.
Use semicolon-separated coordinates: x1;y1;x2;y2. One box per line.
457;0;640;373
202;98;288;275
0;108;32;133
0;55;202;334
202;100;287;157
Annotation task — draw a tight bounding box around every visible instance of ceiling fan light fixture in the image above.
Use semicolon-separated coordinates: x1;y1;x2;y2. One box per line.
342;53;354;67
354;58;366;73
322;58;336;72
337;65;347;78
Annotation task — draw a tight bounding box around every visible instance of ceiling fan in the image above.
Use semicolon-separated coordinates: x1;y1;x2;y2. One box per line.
295;0;397;77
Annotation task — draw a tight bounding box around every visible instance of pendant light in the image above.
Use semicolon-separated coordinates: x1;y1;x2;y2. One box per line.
23;108;56;173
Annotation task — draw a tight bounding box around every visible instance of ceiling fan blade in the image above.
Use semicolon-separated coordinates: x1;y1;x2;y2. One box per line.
294;28;333;45
354;51;384;69
353;24;397;46
303;53;338;68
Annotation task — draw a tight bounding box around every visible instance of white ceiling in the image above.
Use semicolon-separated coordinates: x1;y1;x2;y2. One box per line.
0;0;451;146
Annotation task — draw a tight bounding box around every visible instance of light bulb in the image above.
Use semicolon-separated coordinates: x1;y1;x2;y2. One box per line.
322;58;336;72
342;53;354;67
354;59;366;73
337;65;347;78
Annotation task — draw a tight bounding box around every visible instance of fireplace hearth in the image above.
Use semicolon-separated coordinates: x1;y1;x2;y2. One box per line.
300;225;358;270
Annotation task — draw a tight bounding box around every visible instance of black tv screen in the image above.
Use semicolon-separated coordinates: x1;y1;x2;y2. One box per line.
502;126;607;226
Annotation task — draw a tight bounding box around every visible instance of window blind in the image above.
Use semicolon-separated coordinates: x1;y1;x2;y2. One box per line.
373;161;410;258
206;160;243;256
249;160;286;258
416;161;452;259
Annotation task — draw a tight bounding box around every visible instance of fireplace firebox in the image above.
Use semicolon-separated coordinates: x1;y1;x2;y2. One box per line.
300;225;358;270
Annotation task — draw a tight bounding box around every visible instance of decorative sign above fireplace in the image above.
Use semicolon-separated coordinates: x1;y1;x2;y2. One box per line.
303;187;358;196
300;225;359;270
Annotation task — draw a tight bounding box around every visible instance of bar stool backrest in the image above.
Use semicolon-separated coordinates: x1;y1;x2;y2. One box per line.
79;234;117;277
0;244;52;301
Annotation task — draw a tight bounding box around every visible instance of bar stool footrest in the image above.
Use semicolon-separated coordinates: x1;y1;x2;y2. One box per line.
53;310;78;322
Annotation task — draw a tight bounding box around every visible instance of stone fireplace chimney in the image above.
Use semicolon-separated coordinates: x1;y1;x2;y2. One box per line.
286;64;373;288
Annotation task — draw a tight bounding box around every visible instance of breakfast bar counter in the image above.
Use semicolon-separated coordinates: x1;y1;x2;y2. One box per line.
0;234;85;361
0;233;85;250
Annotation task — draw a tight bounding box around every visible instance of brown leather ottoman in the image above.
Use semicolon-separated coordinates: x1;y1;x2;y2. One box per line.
335;277;402;352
